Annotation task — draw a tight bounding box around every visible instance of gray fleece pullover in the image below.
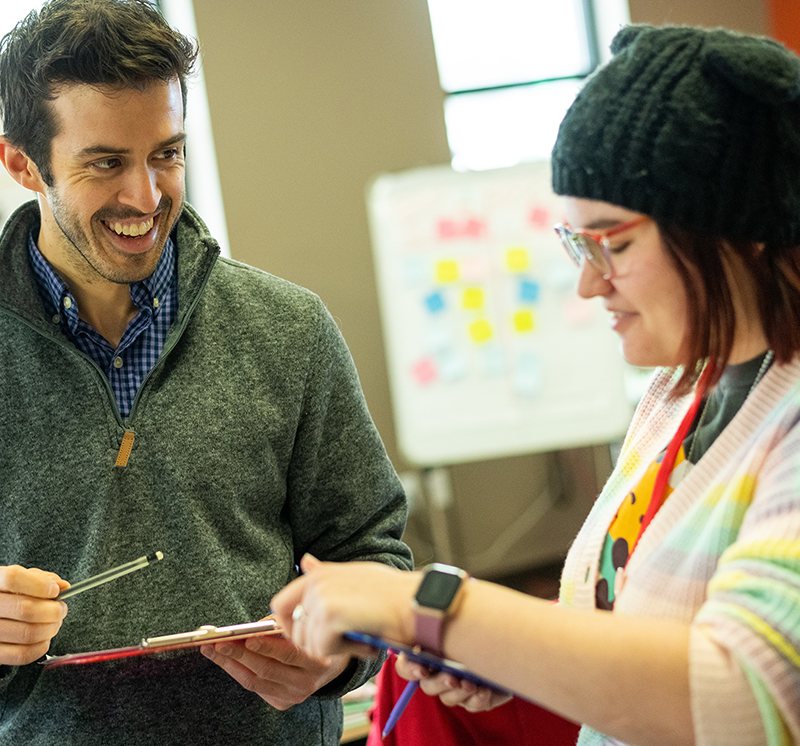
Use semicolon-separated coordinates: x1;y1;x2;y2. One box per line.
0;201;412;744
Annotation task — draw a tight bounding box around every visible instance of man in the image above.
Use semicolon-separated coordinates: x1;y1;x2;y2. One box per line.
0;1;412;743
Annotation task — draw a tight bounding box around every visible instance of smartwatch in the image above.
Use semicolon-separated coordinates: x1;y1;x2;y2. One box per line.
412;563;470;655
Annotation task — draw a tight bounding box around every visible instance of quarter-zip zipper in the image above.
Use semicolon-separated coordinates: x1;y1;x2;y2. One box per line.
125;248;218;423
0;245;220;430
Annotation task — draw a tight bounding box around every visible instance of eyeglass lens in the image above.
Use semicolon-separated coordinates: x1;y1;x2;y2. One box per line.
573;234;610;274
556;226;611;275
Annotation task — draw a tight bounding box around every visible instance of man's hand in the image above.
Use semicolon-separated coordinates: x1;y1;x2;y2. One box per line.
200;629;352;710
0;565;69;666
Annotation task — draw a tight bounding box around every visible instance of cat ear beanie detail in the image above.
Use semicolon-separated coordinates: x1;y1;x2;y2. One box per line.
551;24;800;246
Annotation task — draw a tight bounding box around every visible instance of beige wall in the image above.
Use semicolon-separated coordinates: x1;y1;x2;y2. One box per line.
190;0;770;578
628;0;767;32
191;0;447;458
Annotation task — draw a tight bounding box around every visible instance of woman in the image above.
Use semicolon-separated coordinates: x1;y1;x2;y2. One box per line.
270;25;800;746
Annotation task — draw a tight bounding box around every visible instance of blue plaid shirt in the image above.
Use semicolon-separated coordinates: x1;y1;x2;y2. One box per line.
28;232;178;419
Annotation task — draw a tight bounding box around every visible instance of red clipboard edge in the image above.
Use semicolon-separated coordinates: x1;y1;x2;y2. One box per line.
43;620;283;669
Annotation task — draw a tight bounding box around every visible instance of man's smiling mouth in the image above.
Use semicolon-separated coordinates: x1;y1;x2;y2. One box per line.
102;217;155;237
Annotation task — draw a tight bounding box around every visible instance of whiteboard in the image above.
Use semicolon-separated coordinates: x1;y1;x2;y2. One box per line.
367;160;635;467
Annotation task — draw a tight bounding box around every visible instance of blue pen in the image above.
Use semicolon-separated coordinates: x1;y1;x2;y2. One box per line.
382;679;420;738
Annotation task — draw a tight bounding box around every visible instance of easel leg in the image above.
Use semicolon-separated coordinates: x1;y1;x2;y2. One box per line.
421;466;455;565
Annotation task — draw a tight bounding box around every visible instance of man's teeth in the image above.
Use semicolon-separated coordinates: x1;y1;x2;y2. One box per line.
106;217;154;236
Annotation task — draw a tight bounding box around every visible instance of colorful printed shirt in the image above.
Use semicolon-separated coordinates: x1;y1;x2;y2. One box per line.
596;353;772;610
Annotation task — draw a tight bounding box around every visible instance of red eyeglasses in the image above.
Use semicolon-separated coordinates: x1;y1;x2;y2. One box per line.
553;215;649;279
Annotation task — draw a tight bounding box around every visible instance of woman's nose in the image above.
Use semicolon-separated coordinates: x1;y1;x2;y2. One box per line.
576;258;613;299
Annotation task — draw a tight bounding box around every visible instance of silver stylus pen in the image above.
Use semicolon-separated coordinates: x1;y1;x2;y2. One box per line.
57;551;164;600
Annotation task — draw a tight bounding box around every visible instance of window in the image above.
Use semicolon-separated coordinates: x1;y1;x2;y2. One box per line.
0;1;41;224
426;0;631;171
158;0;230;256
1;0;39;34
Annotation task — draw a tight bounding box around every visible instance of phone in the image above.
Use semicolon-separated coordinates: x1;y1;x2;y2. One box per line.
344;630;508;692
43;620;283;669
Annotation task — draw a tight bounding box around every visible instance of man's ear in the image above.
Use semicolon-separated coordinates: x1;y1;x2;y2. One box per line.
0;137;47;194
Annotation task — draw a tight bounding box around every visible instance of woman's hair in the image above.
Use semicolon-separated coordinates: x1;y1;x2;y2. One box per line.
0;0;198;186
660;225;800;395
551;24;800;391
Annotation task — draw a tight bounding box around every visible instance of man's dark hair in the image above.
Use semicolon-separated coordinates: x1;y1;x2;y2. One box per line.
0;0;198;185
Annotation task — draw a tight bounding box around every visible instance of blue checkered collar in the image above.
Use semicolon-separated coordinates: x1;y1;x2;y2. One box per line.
27;231;176;331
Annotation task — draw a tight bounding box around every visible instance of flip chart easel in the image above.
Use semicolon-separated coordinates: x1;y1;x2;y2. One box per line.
367;160;634;468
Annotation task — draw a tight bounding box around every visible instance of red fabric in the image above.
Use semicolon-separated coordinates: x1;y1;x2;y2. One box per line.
366;653;580;746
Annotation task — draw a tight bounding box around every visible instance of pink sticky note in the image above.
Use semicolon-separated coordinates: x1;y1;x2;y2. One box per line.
529;206;551;230
411;358;437;386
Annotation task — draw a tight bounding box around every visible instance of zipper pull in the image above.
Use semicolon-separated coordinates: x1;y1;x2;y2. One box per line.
115;431;135;467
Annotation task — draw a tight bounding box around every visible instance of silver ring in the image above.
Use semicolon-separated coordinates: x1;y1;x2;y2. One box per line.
292;604;307;623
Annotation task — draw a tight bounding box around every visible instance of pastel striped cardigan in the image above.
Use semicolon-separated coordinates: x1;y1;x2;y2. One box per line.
559;358;800;746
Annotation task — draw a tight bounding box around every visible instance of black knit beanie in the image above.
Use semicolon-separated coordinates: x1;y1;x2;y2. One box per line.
551;24;800;245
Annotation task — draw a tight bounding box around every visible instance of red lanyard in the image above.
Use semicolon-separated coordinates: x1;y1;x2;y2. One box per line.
628;359;717;559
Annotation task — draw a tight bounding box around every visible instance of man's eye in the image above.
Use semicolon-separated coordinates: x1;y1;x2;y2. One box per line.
157;148;180;160
94;158;122;170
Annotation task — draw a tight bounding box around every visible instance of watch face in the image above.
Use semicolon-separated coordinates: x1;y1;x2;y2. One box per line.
415;569;463;610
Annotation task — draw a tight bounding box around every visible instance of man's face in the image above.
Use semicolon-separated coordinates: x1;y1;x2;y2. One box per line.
36;78;186;287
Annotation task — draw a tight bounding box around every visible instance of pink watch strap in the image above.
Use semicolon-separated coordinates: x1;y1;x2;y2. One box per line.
414;611;443;655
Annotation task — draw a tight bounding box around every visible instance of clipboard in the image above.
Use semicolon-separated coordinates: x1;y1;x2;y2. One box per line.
344;631;511;694
43;620;283;669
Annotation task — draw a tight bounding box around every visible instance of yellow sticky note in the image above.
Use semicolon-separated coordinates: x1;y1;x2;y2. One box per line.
469;319;493;344
462;287;484;310
435;260;459;284
513;310;535;333
506;247;530;273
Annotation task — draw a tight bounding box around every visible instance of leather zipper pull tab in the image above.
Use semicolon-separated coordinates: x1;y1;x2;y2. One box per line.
115;431;135;467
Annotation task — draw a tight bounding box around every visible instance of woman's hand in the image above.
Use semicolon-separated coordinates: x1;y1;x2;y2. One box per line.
272;556;510;713
394;653;512;712
271;554;419;660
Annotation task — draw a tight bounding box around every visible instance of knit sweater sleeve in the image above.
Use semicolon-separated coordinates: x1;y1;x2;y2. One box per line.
285;297;411;568
0;665;17;695
690;404;800;745
284;297;414;697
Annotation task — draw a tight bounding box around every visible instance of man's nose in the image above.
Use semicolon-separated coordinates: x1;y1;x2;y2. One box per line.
117;164;162;214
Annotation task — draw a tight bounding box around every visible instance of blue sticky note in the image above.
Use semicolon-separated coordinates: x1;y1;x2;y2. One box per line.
519;279;540;303
425;291;446;314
